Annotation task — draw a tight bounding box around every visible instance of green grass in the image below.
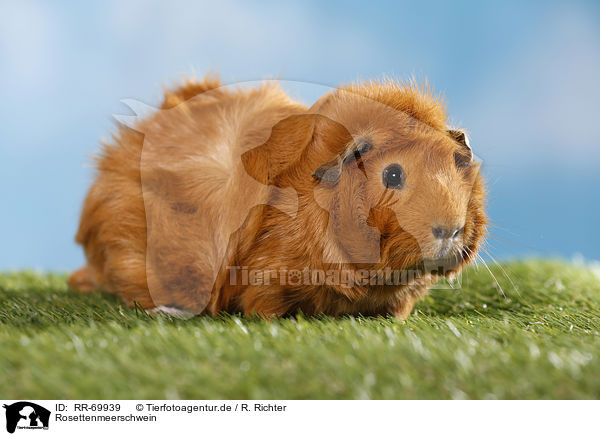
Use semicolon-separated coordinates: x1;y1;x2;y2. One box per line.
1;260;599;399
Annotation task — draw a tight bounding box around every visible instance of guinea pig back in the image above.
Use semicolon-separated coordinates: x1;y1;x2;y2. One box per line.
70;77;487;319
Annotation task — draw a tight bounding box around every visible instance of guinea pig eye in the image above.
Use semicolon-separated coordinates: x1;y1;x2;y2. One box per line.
382;164;405;189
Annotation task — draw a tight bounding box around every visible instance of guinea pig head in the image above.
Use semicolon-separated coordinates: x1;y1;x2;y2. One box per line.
310;87;487;277
242;84;487;279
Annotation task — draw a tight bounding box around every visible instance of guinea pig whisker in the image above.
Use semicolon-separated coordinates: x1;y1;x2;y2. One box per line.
486;218;520;233
476;252;506;299
464;246;479;270
486;222;520;237
480;246;519;296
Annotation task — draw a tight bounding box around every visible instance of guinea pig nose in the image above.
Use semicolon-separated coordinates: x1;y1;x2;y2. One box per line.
432;225;464;240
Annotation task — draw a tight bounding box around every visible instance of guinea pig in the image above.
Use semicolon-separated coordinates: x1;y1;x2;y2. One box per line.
69;76;487;319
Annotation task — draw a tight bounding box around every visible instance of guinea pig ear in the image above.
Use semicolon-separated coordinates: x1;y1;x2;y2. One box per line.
312;156;344;184
241;114;319;185
312;138;373;184
447;128;473;159
242;113;352;186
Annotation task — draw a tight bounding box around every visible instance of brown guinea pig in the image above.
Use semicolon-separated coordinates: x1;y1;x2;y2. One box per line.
69;76;487;319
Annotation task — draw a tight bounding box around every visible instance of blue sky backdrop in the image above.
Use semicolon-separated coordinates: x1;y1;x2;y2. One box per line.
1;0;599;270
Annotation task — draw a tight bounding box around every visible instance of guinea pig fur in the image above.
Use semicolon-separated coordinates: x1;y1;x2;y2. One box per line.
69;76;487;319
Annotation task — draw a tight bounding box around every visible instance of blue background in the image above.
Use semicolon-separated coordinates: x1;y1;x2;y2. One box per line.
1;0;599;271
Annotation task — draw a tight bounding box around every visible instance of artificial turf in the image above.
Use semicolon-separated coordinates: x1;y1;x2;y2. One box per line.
1;260;599;399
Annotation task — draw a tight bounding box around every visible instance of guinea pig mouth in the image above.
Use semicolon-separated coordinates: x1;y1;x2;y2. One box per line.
420;253;464;275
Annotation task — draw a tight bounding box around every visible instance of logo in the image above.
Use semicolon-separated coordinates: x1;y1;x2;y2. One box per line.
3;402;50;434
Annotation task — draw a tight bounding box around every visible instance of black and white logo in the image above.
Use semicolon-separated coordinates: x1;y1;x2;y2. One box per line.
3;402;50;434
